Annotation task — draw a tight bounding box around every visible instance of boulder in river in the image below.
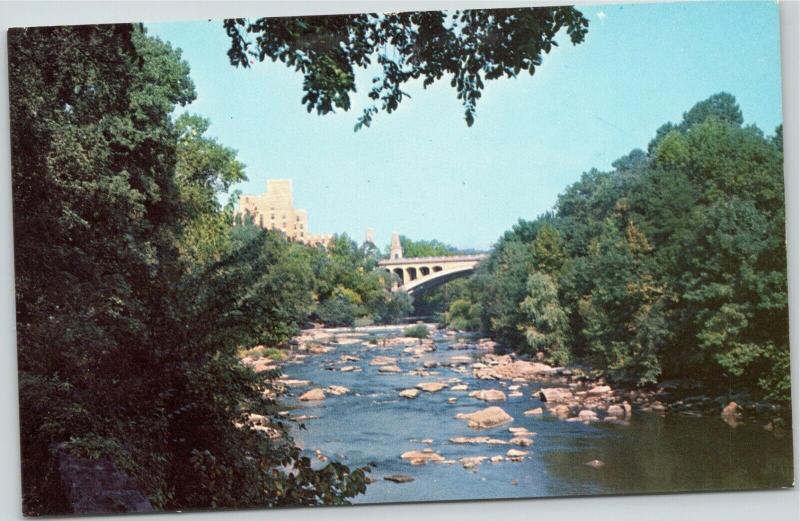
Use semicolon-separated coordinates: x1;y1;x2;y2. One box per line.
585;459;605;469
455;406;513;429
538;387;574;403
510;437;534;447
450;384;469;391
587;385;612;396
379;365;402;373
399;388;420;399
326;385;349;396
506;449;528;458
606;404;625;418
299;388;325;401
460;456;487;469
417;382;448;393
370;356;397;366
469;389;507;402
384;474;414;483
578;409;599;422
524;407;544;416
449;436;507;445
279;378;311;387
549;404;571;419
339;365;357;372
401;450;445;465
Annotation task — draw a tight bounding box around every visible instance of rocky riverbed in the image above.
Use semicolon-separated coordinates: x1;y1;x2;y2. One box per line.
243;325;794;504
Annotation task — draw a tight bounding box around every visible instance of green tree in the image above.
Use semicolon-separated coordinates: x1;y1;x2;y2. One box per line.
520;271;569;365
224;7;589;128
10;24;366;515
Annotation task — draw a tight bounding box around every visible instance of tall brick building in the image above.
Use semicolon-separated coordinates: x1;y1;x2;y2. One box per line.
235;179;332;247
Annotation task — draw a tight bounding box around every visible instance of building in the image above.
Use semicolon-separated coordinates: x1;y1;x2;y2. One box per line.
235;179;332;247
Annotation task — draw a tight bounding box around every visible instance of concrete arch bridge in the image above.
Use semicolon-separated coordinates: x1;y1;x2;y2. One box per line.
377;254;488;295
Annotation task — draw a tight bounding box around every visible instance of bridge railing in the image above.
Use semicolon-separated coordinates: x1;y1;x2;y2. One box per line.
377;254;488;265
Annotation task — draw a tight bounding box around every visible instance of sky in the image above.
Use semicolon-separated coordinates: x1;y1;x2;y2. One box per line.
146;1;784;251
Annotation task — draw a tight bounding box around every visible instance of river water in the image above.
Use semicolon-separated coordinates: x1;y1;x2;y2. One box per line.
280;327;794;504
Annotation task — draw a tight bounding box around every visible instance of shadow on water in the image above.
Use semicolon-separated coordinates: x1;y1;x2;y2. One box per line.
542;412;794;496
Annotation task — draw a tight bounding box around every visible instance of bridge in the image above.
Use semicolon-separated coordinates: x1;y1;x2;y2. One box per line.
376;233;488;295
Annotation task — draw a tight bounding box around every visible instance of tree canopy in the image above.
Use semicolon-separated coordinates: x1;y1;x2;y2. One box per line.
224;7;588;129
456;93;789;401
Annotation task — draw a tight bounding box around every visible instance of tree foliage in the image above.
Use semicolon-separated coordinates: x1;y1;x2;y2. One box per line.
461;93;788;401
10;24;369;515
223;7;588;128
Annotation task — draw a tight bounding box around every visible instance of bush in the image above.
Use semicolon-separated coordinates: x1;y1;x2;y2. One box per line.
403;324;429;339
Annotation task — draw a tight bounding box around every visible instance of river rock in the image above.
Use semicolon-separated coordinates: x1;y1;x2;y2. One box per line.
460;456;488;469
423;360;439;368
340;365;357;372
307;345;333;354
473;355;556;380
379;365;402;373
585;459;605;469
549;404;571;419
326;385;349;396
524;408;544;416
721;401;742;427
450;384;469;391
448;397;458;404
469;389;507;402
280;378;311;387
455;406;513;429
606;404;625;418
508;391;523;398
506;449;528;458
449;436;508;445
299;388;325;401
538;387;574;403
587;385;612;396
252;360;277;373
578;410;599;422
399;388;420;399
370;356;397;366
490;455;504;463
449;355;473;365
510;437;534;447
722;401;742;418
384;474;414;483
401;450;445;465
417;382;448;393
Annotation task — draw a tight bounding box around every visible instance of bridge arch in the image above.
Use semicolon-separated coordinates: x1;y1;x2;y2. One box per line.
377;254;487;296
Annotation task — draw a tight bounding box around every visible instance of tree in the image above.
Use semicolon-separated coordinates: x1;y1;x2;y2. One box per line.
224;7;589;128
397;235;460;257
466;92;788;401
520;272;569;364
10;24;367;515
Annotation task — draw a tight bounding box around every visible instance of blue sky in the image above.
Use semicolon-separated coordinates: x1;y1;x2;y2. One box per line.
146;1;783;251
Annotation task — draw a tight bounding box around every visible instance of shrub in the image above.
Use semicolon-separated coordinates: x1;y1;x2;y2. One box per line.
403;324;429;339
